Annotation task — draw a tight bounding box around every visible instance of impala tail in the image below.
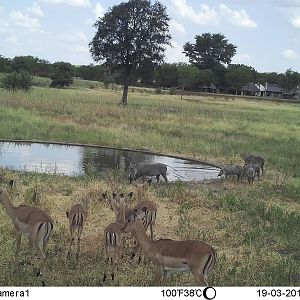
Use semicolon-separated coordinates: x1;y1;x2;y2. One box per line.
203;249;217;285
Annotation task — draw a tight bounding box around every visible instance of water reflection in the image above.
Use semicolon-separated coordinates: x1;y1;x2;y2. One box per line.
0;142;220;182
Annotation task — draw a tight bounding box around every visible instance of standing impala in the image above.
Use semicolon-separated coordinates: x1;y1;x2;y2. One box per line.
134;180;157;240
0;188;54;286
66;203;87;258
103;197;126;282
123;210;217;286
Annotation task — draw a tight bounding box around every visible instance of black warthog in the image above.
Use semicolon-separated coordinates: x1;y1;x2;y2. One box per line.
129;162;168;183
244;155;265;175
218;165;244;182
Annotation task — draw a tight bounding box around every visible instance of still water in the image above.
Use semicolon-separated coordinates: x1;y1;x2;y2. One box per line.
0;142;220;182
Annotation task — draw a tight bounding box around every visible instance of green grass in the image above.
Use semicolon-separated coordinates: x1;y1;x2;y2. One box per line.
0;85;299;286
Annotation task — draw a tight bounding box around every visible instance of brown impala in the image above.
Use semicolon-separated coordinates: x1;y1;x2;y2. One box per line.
123;210;217;286
0;188;53;286
66;203;87;259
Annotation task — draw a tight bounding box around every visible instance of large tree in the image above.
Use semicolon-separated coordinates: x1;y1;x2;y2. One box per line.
197;69;217;88
89;0;171;105
183;33;236;72
50;62;74;88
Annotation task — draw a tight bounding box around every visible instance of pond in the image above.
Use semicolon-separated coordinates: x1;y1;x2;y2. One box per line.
0;141;221;182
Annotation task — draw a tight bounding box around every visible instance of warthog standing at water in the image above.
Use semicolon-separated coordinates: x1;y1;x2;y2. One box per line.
129;162;168;183
244;155;265;175
218;165;244;182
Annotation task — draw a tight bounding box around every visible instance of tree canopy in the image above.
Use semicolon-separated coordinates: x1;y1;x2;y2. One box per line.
50;62;74;88
183;33;236;71
89;0;171;105
154;63;178;88
225;64;257;91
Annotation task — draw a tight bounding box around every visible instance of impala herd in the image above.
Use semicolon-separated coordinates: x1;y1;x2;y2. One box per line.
0;178;217;287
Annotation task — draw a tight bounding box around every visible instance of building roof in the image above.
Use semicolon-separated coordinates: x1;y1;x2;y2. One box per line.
265;83;284;93
241;82;260;92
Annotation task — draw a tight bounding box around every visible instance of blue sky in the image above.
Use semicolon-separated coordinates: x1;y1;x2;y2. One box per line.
1;0;300;73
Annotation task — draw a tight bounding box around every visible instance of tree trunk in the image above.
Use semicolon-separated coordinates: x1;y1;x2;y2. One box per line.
121;83;129;105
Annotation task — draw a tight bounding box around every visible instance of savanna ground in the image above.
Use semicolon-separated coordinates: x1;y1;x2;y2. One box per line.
0;83;299;286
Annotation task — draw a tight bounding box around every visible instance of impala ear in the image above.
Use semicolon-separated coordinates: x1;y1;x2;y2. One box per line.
120;193;124;198
112;192;117;199
66;211;69;218
128;192;133;199
102;191;108;199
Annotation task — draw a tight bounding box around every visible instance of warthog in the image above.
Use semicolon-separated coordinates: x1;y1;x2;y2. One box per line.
244;155;265;175
218;165;244;182
243;164;256;185
129;162;168;183
244;163;260;180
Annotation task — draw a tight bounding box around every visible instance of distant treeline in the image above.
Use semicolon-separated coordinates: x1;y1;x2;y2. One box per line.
1;54;300;92
0;55;107;82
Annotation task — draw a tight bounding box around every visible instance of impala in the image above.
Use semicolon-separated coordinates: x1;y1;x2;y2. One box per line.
66;203;87;258
103;196;126;282
0;188;54;286
104;190;157;261
134;181;157;240
123;210;217;286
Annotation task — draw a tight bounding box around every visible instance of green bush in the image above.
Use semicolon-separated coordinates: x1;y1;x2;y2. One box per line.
1;71;33;92
50;62;74;88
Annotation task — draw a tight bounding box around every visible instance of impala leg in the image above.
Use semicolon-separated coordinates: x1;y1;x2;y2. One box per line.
162;270;172;286
103;245;109;282
103;257;109;282
67;227;75;257
153;266;162;286
35;245;46;286
112;241;123;281
193;274;206;286
191;268;207;286
76;226;83;259
15;231;22;261
156;175;160;183
111;254;117;282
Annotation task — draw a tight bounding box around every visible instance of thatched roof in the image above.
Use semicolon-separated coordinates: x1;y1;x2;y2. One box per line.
241;82;259;92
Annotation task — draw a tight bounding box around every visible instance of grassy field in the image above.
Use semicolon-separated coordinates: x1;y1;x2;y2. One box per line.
0;86;299;286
